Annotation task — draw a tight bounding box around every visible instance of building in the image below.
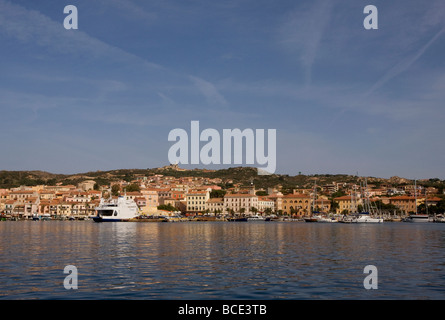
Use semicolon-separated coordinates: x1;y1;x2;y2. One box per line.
267;192;283;212
322;183;338;195
77;180;96;191
206;198;224;215
186;190;210;214
9;190;38;202
124;192;144;201
313;199;331;213
333;195;362;214
257;196;275;213
281;193;312;216
141;188;159;211
223;194;258;215
389;196;420;214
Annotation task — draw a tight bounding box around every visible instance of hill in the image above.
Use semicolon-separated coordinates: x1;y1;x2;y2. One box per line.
1;166;444;191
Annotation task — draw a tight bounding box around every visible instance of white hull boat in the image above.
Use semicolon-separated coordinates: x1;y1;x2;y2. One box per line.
93;196;139;222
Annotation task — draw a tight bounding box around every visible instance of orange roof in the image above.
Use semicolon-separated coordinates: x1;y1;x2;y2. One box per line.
390;196;416;200
426;197;442;201
10;190;35;194
283;194;311;198
207;198;223;202
334;195;354;200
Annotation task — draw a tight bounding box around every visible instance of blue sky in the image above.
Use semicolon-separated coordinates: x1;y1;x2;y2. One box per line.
1;0;444;179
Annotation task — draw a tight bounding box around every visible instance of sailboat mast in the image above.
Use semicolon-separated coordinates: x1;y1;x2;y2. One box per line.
415;179;418;215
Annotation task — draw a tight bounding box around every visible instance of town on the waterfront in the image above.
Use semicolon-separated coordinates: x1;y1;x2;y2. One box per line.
1;164;445;223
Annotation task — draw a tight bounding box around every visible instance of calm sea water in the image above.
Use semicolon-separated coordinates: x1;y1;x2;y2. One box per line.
0;220;444;300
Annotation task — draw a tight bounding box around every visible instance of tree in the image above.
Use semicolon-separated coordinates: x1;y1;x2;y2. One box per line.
331;190;346;198
210;189;226;198
157;204;177;212
125;184;140;192
111;184;120;196
331;200;339;213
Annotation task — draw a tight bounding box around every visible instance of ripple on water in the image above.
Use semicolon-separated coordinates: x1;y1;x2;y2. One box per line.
1;221;445;299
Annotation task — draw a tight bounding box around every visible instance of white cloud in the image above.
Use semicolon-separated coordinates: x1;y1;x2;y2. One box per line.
365;26;445;96
277;0;333;85
188;76;228;106
0;0;163;68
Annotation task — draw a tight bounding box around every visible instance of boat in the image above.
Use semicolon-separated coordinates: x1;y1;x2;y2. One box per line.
353;212;383;223
304;216;320;222
317;216;338;223
41;214;52;221
402;180;430;223
129;215;168;222
227;217;248;222
339;215;354;223
247;215;266;221
93;196;139;222
339;213;382;223
194;215;217;221
403;214;430;223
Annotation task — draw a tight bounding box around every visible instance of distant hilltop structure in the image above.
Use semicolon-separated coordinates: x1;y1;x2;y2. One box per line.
159;163;187;172
388;176;411;185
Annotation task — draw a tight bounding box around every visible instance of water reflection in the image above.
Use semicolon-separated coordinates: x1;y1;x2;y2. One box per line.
0;221;444;299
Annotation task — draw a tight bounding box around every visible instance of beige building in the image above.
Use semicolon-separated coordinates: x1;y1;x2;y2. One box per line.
281;194;312;216
267;193;283;212
333;195;364;214
9;190;38;202
223;194;258;215
206;198;224;214
141;188;159;212
186;190;210;214
389;196;420;214
313;199;331;213
257;196;275;213
78;180;96;191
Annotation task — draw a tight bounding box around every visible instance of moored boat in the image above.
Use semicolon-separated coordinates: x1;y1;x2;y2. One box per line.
227;217;248;222
247;215;266;221
93;196;139;222
317;216;338;223
403;214;430;223
339;213;383;223
304;216;320;222
354;212;383;223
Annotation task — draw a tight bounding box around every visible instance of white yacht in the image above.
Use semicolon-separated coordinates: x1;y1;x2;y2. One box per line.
247;214;266;221
353;213;383;223
93;196;139;222
340;213;383;223
317;216;338;223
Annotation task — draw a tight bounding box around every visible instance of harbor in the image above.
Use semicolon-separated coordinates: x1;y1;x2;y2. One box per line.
3;212;445;223
1;219;444;300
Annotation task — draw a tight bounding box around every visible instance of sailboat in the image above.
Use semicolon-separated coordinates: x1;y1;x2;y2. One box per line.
304;180;321;222
404;180;430;222
340;178;383;223
355;179;383;223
